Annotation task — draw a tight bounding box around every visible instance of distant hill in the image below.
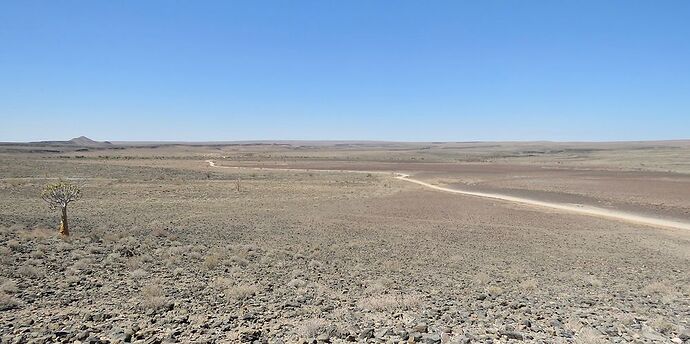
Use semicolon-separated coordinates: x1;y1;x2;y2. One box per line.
67;136;112;147
18;136;115;148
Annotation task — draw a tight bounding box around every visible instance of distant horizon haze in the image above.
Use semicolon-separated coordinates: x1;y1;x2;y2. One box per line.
2;1;689;142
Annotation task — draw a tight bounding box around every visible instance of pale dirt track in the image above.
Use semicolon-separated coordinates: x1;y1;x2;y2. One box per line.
206;160;690;231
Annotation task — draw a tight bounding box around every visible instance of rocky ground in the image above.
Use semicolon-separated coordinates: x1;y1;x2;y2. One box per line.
0;153;689;343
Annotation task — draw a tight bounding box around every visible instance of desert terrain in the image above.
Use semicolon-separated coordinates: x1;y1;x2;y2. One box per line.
0;139;689;343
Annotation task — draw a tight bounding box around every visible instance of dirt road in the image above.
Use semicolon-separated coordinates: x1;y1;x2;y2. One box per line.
206;160;690;231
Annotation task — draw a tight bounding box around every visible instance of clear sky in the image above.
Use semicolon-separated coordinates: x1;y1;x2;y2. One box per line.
1;1;689;142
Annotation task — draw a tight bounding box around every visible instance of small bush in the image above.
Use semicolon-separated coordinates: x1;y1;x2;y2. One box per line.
0;280;18;293
130;269;148;280
642;281;676;302
0;247;12;265
486;286;503;296
649;316;675;334
225;285;257;300
359;294;422;312
520;278;538;292
18;265;42;279
203;254;222;270
299;318;330;338
0;292;20;311
140;284;167;310
474;272;490;285
7;240;21;251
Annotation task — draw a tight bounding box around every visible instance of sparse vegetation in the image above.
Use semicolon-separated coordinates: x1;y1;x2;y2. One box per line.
0;292;20;311
0;143;688;342
224;284;257;301
139;284;167;310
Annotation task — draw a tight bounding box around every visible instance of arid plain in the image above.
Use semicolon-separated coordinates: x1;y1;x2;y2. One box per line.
0;140;689;343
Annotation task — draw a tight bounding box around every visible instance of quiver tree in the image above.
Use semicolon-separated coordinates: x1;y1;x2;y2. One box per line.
41;181;81;236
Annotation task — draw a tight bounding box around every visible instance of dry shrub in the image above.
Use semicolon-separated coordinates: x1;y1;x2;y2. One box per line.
64;275;81;285
229;255;249;267
86;245;102;254
642;281;676;302
103;253;121;266
359;294;422;312
70;249;88;260
0;280;18;293
366;278;394;294
54;241;72;252
400;294;422;309
574;327;607;344
203;254;222;270
29;249;45;259
71;258;92;271
225;285;257;300
172;268;184;276
0;292;20;311
648;316;675;334
140;284;167;310
167;246;187;256
18;265;42;279
299;318;330;338
18;228;55;240
486;286;503;296
474;272;490;285
126;254;154;270
211;277;233;290
6;240;20;251
188;252;203;260
0;247;12;265
519;278;538;292
359;295;398;311
130;269;148;280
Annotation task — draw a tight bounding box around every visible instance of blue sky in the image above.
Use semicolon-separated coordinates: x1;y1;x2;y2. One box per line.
1;1;689;142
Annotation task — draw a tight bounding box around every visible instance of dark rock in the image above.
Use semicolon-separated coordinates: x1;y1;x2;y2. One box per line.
500;331;524;340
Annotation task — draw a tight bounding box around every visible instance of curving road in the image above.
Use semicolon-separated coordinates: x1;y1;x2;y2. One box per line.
206;160;690;231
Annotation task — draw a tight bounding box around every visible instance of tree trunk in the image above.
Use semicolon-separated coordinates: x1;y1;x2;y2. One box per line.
59;205;69;236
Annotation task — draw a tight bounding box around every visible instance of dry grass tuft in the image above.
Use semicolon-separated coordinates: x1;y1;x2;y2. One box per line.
0;280;18;294
299;318;330;338
0;247;12;265
0;292;20;311
130;269;149;280
203;254;223;270
358;294;422;312
648;316;675;334
486;285;503;296
140;284;167;310
365;278;394;294
6;240;21;251
18;265;42;279
642;281;677;302
519;278;538;292
225;284;257;300
474;272;490;285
